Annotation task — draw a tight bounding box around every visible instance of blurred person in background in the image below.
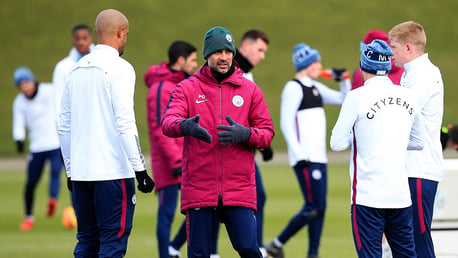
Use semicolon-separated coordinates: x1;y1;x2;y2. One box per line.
53;24;94;119
233;28;272;258
144;40;200;258
441;124;458;151
12;66;63;231
266;42;350;258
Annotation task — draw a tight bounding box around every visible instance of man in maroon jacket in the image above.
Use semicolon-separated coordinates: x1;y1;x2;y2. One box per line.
144;41;197;258
162;26;274;258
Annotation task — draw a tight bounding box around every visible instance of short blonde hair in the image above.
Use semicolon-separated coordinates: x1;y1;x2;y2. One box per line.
389;21;426;52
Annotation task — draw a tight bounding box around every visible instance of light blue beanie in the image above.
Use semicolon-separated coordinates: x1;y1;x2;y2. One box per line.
360;39;392;75
14;66;35;86
292;43;321;72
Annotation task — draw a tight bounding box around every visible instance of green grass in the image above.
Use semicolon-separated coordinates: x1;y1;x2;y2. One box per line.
1;0;457;156
0;159;356;257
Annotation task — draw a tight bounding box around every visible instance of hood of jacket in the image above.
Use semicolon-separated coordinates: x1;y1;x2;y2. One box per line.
144;62;187;88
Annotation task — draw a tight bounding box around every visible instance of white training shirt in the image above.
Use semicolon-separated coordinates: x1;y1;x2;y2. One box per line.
13;83;60;153
53;45;94;120
58;44;146;181
330;76;425;208
280;76;350;166
401;53;444;181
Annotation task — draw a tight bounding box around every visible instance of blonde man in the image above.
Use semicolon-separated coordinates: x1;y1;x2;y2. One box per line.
389;21;444;258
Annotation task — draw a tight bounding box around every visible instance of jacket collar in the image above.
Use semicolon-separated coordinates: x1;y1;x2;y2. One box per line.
196;63;244;87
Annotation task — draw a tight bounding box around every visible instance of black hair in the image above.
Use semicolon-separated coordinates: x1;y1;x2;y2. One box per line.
72;24;92;36
168;41;197;65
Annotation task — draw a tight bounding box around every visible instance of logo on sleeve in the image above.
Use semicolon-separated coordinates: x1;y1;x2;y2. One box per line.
196;94;208;104
312;169;322;180
232;95;244;107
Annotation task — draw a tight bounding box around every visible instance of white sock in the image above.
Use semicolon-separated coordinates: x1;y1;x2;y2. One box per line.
273;238;283;248
168;245;180;256
210;254;220;258
260;247;268;257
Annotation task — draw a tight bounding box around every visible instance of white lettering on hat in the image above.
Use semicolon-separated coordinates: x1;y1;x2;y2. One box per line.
226;34;233;43
365;50;373;59
232;95;244;107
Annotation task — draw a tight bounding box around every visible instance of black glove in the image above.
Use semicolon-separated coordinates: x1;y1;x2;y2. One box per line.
259;146;274;162
332;68;347;82
171;166;182;178
296;159;311;168
217;115;251;146
135;170;155;193
16;140;24;154
440;129;448;150
67;177;73;192
179;115;212;143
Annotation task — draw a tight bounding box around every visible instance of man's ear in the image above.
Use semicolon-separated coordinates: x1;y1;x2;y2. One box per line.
406;43;413;53
117;26;126;39
240;40;250;52
176;56;185;66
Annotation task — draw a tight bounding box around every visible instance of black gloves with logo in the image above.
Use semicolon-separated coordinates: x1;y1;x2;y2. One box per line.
259;146;274;161
296;159;311;168
67;177;73;192
16;140;24;154
179;115;212;143
135;170;155;193
332;68;347;82
171;166;182;178
217;115;251;146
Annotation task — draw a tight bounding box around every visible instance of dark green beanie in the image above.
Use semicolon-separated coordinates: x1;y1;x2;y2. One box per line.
203;26;236;59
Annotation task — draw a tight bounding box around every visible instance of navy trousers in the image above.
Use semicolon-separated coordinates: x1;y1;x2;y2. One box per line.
186;206;261;258
277;162;327;256
351;204;416;258
157;184;186;258
24;148;63;216
255;161;266;248
72;178;135;258
409;178;438;258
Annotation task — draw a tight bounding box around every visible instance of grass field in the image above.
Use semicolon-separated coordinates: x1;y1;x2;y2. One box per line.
0;157;356;257
1;0;457;156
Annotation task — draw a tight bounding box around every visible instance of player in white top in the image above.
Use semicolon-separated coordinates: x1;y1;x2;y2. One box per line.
389;21;444;258
12;67;63;231
57;9;154;257
330;39;425;257
266;42;350;258
234;29;271;258
52;24;94;120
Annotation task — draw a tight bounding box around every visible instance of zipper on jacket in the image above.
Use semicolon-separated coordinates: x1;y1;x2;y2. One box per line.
218;83;223;203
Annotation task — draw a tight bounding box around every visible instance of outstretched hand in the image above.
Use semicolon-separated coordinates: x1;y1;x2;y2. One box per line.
217;115;251;146
180;115;212;143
